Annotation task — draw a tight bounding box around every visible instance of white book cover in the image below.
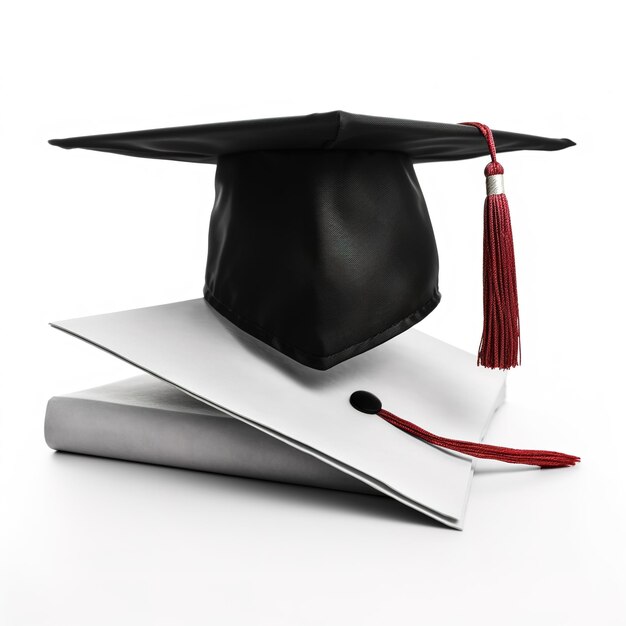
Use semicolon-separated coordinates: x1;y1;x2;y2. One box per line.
45;375;379;495
52;299;506;529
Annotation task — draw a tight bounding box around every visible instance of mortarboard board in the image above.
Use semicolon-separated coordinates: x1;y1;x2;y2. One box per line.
50;300;506;528
48;113;579;527
50;111;575;372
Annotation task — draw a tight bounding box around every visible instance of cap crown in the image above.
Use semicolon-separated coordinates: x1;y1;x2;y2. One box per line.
205;149;439;369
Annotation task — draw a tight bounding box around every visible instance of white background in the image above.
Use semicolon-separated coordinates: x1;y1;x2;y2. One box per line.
1;1;624;624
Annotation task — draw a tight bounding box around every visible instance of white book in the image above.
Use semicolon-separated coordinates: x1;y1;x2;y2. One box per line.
45;375;378;495
52;299;506;529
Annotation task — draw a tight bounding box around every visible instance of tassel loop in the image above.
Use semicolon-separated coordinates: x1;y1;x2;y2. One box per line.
485;160;504;177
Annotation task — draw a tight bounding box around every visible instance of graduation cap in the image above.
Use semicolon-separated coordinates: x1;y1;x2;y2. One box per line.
49;112;579;486
50;111;575;372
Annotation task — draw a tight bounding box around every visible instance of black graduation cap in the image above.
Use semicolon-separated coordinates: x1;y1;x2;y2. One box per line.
50;112;580;474
50;111;575;371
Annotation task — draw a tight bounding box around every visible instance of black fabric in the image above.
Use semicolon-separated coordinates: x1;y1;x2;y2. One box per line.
49;111;575;164
204;150;440;369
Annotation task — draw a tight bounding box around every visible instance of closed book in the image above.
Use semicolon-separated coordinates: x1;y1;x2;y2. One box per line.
45;375;379;495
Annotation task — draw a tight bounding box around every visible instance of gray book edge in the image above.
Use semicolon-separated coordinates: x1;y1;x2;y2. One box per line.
44;375;380;495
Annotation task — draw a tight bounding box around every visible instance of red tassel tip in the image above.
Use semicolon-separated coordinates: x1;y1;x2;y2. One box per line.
378;408;579;468
461;122;521;370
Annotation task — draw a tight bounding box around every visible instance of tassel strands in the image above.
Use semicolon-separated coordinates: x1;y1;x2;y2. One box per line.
461;122;521;370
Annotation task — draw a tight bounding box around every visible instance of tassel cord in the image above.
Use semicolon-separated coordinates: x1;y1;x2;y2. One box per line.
378;408;579;468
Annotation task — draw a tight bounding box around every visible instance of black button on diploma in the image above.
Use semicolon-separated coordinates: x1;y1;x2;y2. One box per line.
349;390;382;414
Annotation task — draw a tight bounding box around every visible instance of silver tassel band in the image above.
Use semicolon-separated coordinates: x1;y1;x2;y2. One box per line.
486;174;505;196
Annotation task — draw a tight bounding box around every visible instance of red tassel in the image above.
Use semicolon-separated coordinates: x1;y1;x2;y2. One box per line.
378;408;579;468
462;122;520;370
349;391;579;469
